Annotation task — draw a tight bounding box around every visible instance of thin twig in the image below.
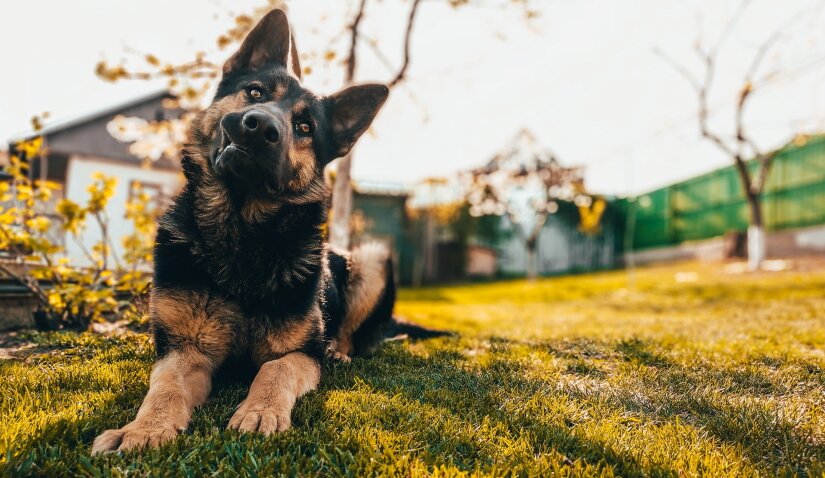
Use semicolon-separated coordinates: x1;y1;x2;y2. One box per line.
388;0;424;88
651;48;702;92
345;0;368;83
709;0;752;57
364;39;430;116
696;51;738;158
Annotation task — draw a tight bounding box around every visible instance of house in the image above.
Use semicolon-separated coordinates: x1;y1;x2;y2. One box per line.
351;180;415;285
496;204;621;277
7;91;183;265
407;174;622;283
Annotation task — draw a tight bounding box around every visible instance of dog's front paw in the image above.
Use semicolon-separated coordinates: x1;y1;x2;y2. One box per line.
91;424;179;454
228;405;291;435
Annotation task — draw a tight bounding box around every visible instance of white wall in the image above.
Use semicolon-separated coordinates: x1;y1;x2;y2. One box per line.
64;155;182;266
498;215;617;276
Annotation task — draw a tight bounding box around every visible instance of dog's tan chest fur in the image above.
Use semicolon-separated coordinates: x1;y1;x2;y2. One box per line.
150;289;243;361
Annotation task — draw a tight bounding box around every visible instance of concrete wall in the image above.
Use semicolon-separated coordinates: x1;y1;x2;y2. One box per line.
625;224;825;265
0;295;36;331
768;225;825;256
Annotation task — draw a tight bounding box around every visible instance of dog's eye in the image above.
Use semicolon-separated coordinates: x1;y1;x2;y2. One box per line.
248;88;263;100
296;122;313;135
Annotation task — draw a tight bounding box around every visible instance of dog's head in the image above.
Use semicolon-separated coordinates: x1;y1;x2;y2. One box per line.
186;9;388;209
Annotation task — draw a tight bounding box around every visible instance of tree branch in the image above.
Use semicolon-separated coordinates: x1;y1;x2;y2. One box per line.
652;48;702;92
708;0;752;58
659;0;758;161
751;152;776;194
735;28;782;163
388;0;424;88
658;3;764;194
345;0;368;83
695;50;739;158
653;47;736;157
731;21;785;196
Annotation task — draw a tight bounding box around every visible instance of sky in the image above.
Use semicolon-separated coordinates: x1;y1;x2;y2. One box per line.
2;0;825;196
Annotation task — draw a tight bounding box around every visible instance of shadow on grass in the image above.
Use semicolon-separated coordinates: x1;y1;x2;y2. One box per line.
315;344;681;476
307;336;823;475
4;334;823;476
3;338;662;476
548;337;824;474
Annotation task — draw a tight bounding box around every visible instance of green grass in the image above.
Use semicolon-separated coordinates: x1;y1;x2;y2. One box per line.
2;261;825;477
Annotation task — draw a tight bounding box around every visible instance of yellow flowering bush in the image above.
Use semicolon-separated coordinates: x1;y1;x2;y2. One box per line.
1;137;159;330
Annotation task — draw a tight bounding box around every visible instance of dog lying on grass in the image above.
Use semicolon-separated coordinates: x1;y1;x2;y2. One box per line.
92;9;446;453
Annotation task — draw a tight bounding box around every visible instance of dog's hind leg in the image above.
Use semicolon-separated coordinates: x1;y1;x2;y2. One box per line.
327;242;391;362
228;352;320;434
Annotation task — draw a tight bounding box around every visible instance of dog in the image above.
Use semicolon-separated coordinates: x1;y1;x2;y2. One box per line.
92;9;446;453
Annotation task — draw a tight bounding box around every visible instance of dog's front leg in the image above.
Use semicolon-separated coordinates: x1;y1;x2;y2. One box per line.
92;349;214;453
228;352;320;434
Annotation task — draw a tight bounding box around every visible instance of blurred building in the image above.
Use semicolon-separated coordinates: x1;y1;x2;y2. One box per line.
3;91;629;290
351;180;415;285
4;92;420;282
408;177;623;284
7;91;182;264
496;207;621;277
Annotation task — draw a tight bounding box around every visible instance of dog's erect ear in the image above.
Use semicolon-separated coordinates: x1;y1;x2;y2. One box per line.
288;33;302;80
223;9;302;79
325;84;389;158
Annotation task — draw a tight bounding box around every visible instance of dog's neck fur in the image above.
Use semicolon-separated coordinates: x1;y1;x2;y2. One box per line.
169;151;329;311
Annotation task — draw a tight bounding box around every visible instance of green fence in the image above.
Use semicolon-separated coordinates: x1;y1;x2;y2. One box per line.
622;136;825;250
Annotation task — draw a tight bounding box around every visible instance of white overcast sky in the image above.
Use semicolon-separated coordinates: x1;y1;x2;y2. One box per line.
2;0;825;195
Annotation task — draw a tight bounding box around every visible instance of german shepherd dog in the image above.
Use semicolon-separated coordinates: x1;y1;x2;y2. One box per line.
92;9;444;453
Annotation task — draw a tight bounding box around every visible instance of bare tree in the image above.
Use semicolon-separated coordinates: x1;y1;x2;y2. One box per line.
655;1;821;271
464;129;584;280
97;0;540;250
329;0;538;248
328;0;423;248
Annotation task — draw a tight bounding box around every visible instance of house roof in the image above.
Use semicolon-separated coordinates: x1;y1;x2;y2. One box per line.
6;89;182;171
353;180;411;197
7;89;171;144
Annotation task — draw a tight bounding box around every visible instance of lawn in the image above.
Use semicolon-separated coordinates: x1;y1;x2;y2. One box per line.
1;261;824;477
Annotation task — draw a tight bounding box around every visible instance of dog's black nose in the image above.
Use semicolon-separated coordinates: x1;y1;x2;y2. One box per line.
221;109;281;153
241;110;279;144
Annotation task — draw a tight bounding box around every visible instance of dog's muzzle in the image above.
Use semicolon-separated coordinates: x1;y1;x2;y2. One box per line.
214;108;284;176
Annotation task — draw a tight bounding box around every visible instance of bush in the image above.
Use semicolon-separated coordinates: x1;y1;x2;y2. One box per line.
1;137;159;330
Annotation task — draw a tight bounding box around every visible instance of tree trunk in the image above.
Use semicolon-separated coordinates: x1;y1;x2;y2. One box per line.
526;243;538;281
746;193;766;271
329;152;354;249
327;0;421;252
